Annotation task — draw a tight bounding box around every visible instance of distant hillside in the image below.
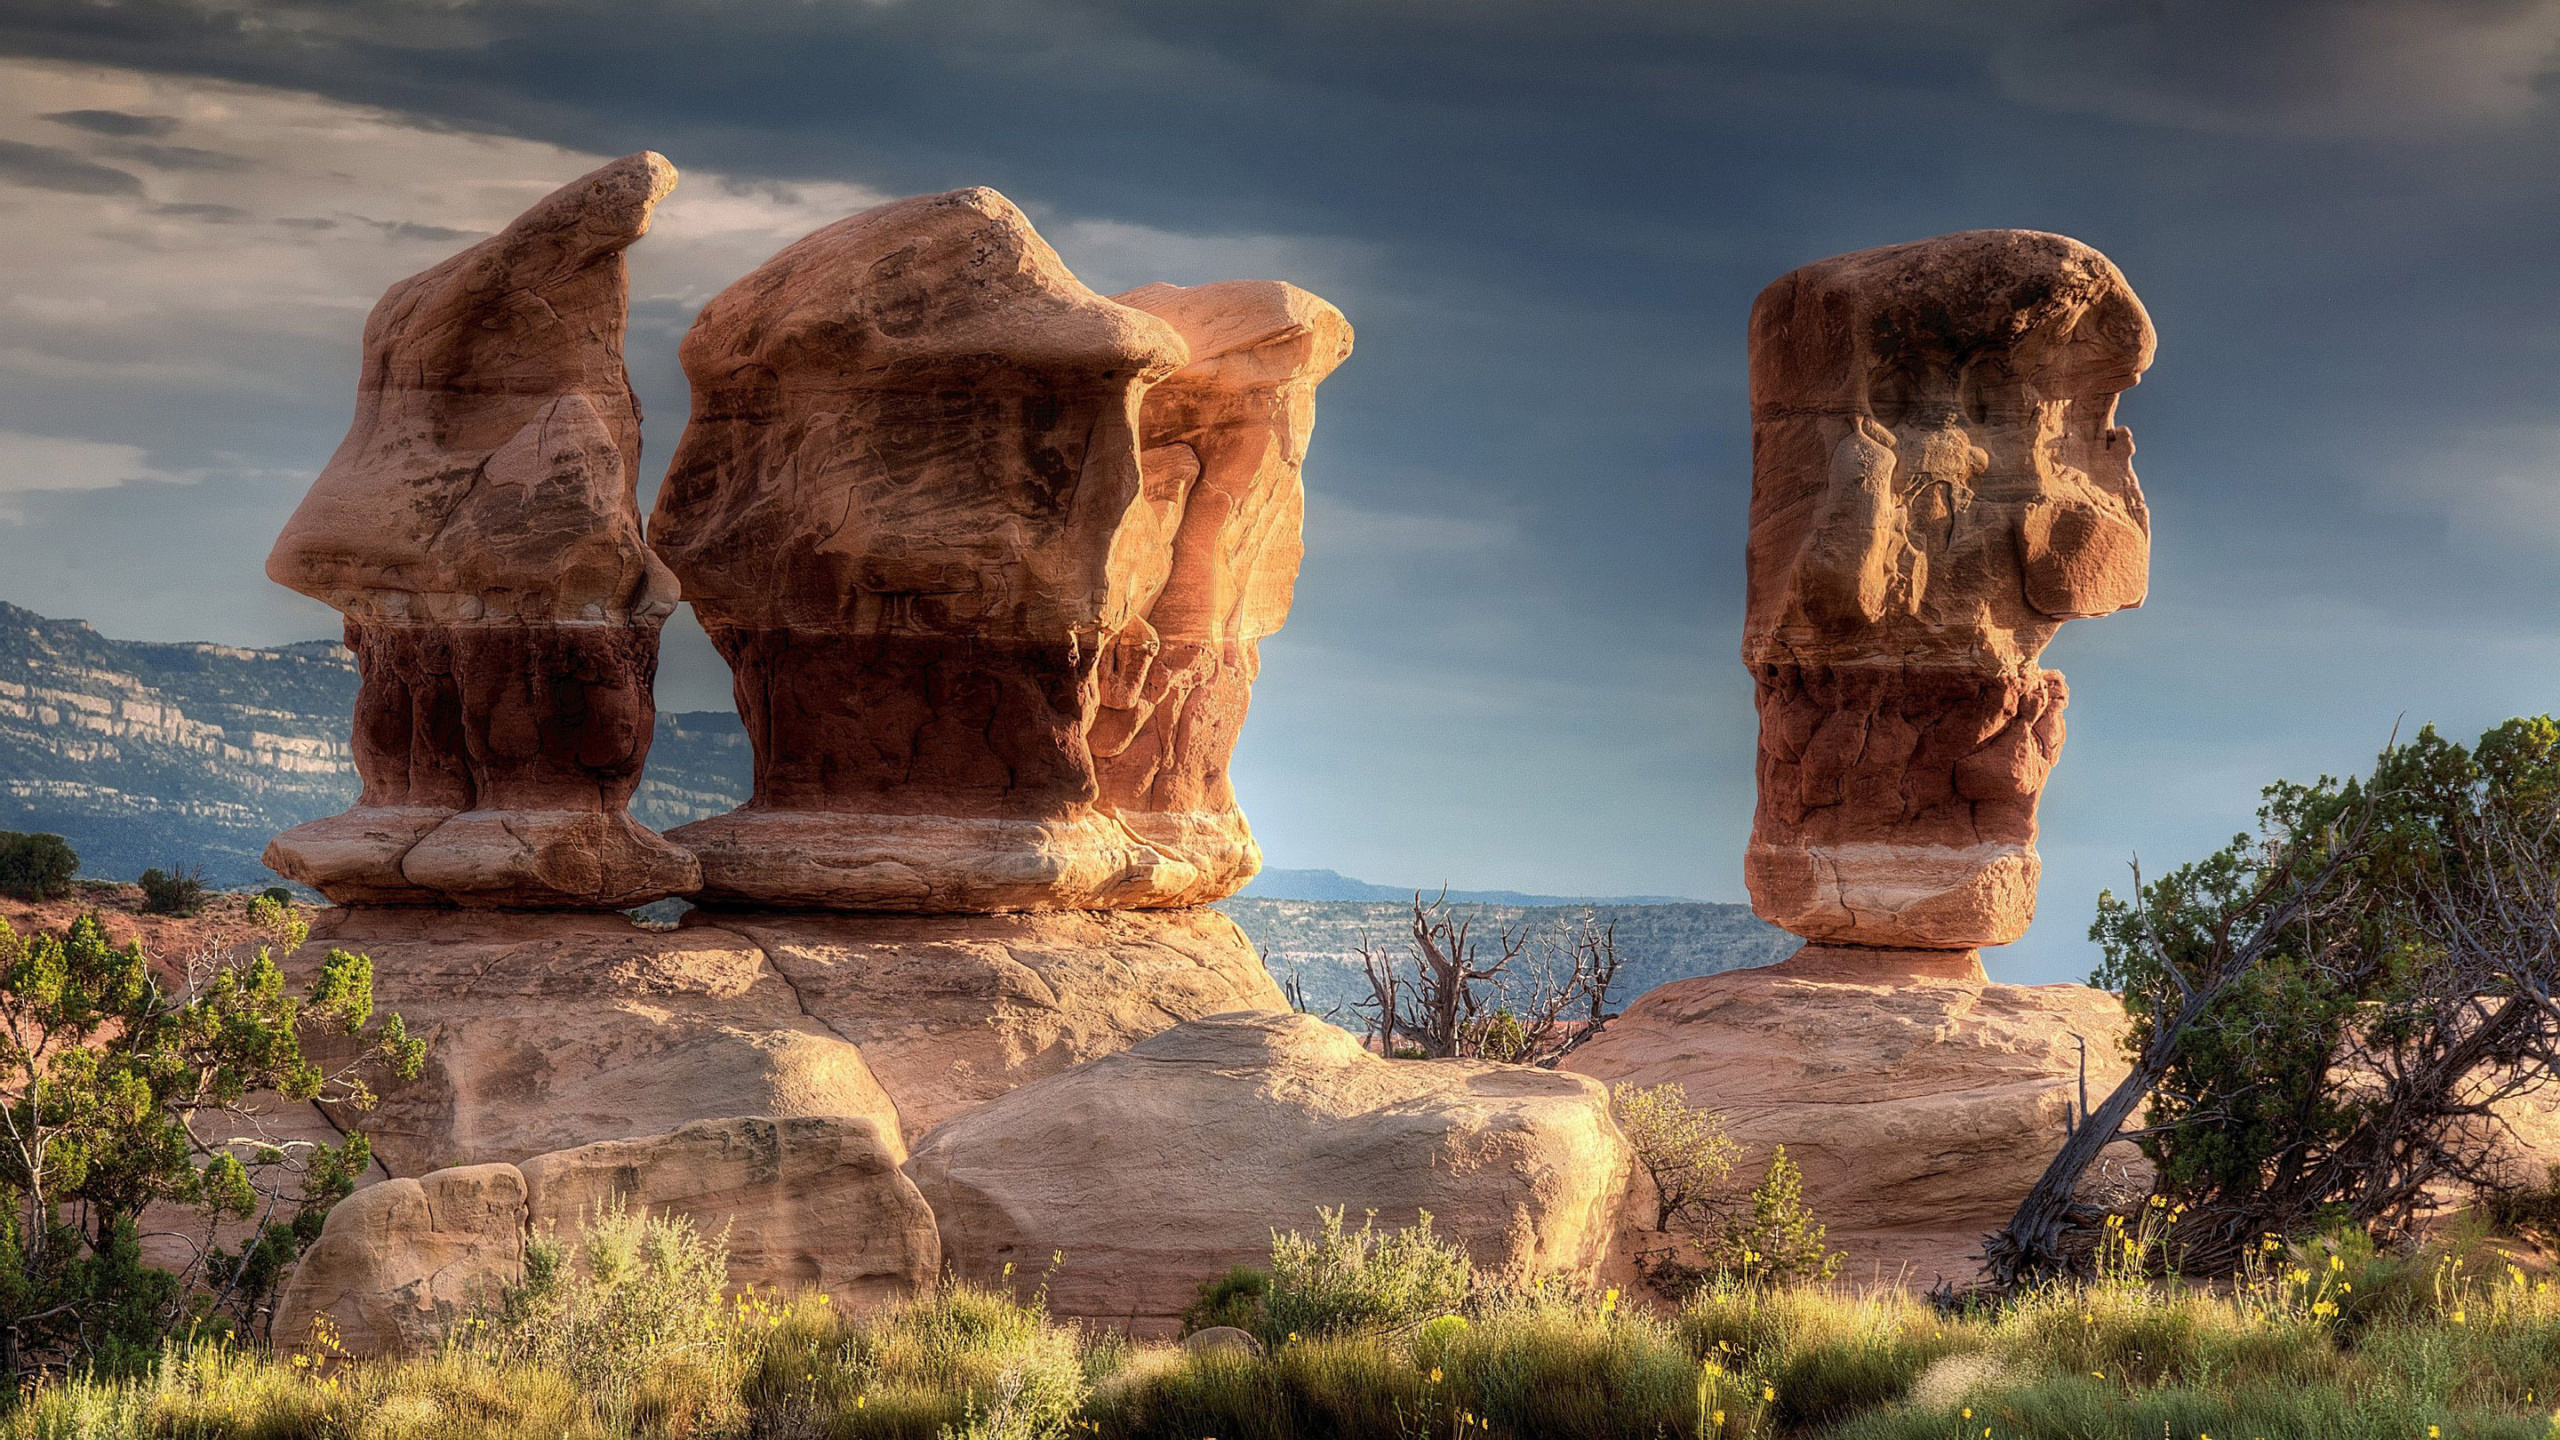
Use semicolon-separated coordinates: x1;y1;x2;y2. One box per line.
1214;895;1796;1020
0;601;752;886
1239;866;1698;906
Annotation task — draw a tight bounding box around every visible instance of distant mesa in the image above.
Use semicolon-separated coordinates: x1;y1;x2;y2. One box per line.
1237;866;1700;906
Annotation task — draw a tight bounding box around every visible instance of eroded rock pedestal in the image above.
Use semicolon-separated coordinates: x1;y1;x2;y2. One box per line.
288;904;1286;1172
649;193;1350;912
1743;230;2152;952
263;152;696;910
1564;947;2148;1280
649;188;1191;912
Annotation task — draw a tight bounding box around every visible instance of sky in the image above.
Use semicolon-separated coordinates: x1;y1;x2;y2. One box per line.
4;0;2560;982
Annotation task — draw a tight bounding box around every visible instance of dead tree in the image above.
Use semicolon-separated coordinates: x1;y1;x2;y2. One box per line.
1356;896;1625;1064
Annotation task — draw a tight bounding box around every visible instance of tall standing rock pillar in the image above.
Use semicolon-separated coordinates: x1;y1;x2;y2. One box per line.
1093;281;1354;906
648;188;1199;911
1742;230;2153;956
264;152;699;909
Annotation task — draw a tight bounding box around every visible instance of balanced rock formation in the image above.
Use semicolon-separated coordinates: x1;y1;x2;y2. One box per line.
288;905;1284;1169
1743;231;2152;953
908;1010;1631;1330
1091;282;1353;906
273;1163;526;1357
264;152;697;910
649;188;1197;912
1563;947;2146;1280
521;1116;938;1309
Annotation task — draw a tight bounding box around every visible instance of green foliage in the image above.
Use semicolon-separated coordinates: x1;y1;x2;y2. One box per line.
25;1240;2560;1439
1260;1208;1473;1343
1704;1147;1841;1288
2093;716;2560;1249
1612;1081;1741;1235
0;834;77;904
0;899;424;1377
134;867;204;918
1179;1265;1269;1337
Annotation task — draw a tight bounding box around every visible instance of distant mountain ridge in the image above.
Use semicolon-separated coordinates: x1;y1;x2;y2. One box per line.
0;600;753;886
1238;866;1699;906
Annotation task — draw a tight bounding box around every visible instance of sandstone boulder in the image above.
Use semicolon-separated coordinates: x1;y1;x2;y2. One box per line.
521;1116;937;1309
1091;281;1354;906
264;151;696;910
907;1010;1631;1330
1743;231;2152;952
1562;948;2147;1282
649;187;1199;912
273;1163;526;1358
290;905;1282;1169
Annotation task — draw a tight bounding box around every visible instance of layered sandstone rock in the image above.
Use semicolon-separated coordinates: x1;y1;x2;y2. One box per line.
908;1010;1631;1329
1091;282;1354;905
264;152;696;910
1744;231;2152;952
289;905;1281;1167
521;1116;938;1308
648;187;1197;912
273;1164;526;1357
1562;947;2146;1281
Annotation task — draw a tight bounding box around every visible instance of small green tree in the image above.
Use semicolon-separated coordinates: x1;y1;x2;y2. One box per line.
0;834;77;903
1709;1146;1841;1286
0;898;425;1377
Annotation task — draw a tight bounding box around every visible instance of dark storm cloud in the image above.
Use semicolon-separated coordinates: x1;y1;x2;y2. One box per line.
6;0;2560;977
0;137;143;194
40;107;179;137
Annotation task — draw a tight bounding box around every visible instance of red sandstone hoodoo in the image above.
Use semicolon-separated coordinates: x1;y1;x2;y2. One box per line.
1741;229;2154;960
262;152;698;910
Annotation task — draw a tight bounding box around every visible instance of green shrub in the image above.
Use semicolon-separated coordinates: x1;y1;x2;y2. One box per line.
1260;1208;1472;1342
0;832;77;902
1706;1146;1841;1286
1181;1265;1270;1337
259;886;294;908
134;865;205;917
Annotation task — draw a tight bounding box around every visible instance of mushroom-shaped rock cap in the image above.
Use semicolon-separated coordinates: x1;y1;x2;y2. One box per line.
1112;280;1354;395
675;187;1186;393
267;151;679;624
1749;229;2153;422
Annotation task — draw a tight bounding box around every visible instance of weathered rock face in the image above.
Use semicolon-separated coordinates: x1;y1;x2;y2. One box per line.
290;904;1282;1169
292;907;900;1175
908;1010;1631;1330
1743;231;2152;952
273;1163;526;1357
1091;282;1353;906
1562;947;2147;1281
520;1116;938;1309
263;152;697;910
649;187;1201;913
